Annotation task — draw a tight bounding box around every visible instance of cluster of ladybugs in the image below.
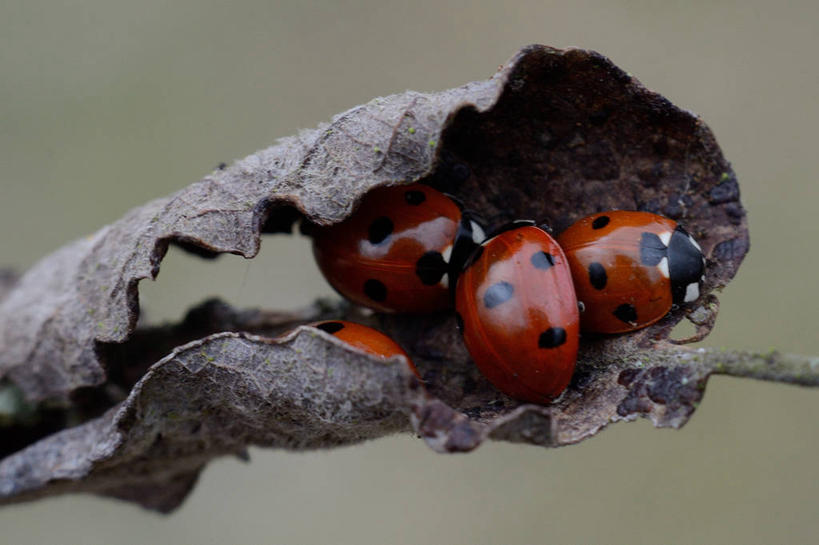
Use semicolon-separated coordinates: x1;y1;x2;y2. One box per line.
304;183;705;405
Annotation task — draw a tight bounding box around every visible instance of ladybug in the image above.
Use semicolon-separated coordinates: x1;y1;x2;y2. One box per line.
556;211;706;334
309;320;418;376
312;183;484;313
454;222;579;404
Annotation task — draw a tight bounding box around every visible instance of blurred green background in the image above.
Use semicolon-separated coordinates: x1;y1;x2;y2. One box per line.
1;1;818;544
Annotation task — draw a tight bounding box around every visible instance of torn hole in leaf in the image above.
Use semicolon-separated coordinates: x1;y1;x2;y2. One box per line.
668;294;720;345
669;316;698;344
0;381;68;459
143;229;333;324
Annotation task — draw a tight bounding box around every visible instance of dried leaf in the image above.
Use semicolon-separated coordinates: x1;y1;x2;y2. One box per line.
0;45;756;511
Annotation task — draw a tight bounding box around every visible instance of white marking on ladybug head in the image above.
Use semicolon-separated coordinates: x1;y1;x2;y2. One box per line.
684;282;700;303
657;256;670;279
441;244;453;264
688;234;702;252
578;301;586;313
470;221;486;244
659;231;672;247
439;275;449;289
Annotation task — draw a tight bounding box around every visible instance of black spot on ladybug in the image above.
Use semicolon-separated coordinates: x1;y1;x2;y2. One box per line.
404;190;426;206
613;304;638;324
592;215;610;229
368;217;393;244
538;327;567;348
415;251;447;286
640;232;667;266
315;321;344;334
483;281;514;309
588;262;607;290
530;251;554;270
455;312;464;334
363;279;387;302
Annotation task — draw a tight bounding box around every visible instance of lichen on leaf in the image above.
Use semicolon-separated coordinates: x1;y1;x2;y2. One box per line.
0;45;757;512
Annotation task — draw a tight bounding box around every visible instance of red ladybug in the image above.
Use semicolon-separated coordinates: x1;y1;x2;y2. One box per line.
309;320;418;376
556;211;706;334
455;223;579;404
312;183;484;313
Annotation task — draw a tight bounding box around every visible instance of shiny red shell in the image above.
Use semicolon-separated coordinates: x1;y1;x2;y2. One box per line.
455;225;579;404
309;320;418;376
557;211;704;333
312;183;461;313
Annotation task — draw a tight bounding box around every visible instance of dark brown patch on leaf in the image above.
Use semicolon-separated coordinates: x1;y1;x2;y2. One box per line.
616;365;706;421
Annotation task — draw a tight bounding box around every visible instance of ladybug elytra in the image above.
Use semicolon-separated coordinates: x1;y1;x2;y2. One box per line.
312;183;484;313
557;211;706;333
309;320;418;376
455;223;580;403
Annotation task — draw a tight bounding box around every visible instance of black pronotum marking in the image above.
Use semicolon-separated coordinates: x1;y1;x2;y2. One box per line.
640;232;667;266
415;251;447;285
588;262;607;290
462;244;484;271
363;279;388;302
531;251;554;270
483;281;514;309
404;190;426;205
668;225;705;304
449;213;484;280
592;215;610;229
443;192;465;210
315;321;344;334
613;303;638;323
538;327;567;348
368;216;394;244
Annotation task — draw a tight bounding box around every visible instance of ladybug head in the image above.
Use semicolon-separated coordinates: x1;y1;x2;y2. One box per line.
668;226;706;304
447;212;487;288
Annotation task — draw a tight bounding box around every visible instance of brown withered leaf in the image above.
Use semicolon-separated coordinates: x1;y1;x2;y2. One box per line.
0;45;751;511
